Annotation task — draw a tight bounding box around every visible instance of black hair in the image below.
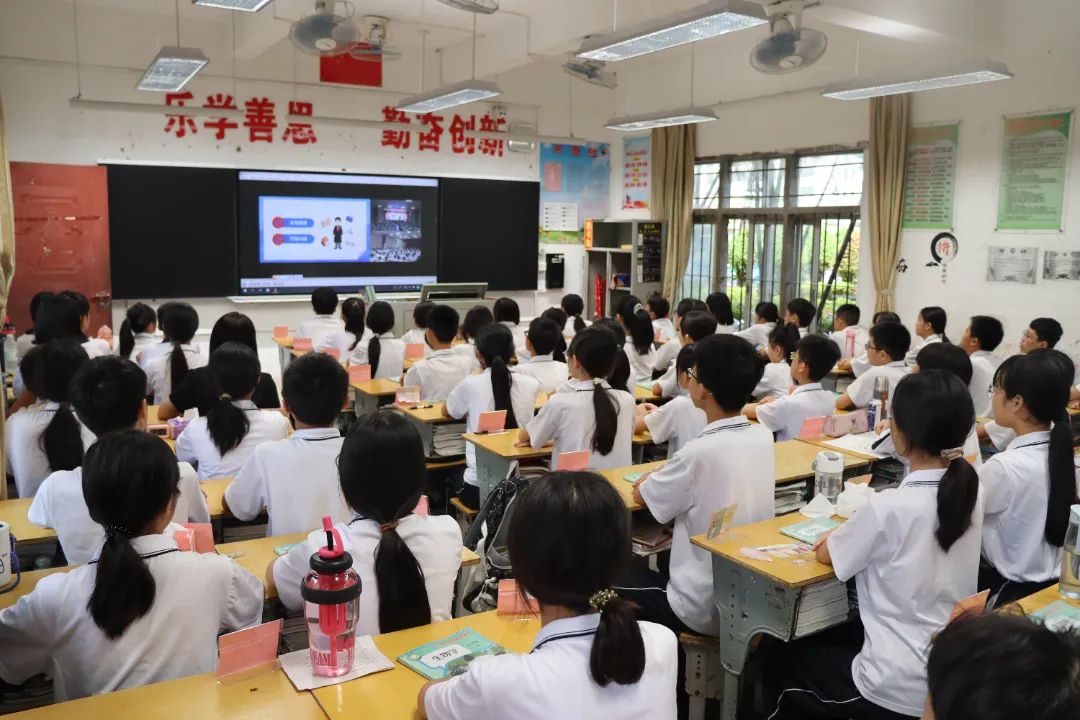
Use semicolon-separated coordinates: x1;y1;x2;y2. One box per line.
786;298;816;328
768;324;800;362
920;306;949;341
1029;318;1063;348
705;292;735;325
162;303;199;390
426;305;460;345
834;303;860;327
646;294;670;319
27;291;54;334
311;287;339;315
927;613;1080;720
755;301;779;324
461;305;494;343
208;312;258;354
616;295;653;355
118;303;156;360
477;324;520;430
969;315;1005;352
206;342;260;456
33;293;83;344
84;430;180;639
796;335;841;382
509;472;645;686
70;357;147;436
341;297;367;351
693;335;764;412
891;371;978;551
676;298;708;319
675;344;697;376
538;307;569;363
62;290;91;320
567;327;621;454
561;294;587;333
592;319;630;392
156;302;176;340
872;311;901;324
527;317;562;357
916;343;973;384
412;300;435;329
338;410;430;633
493;297;520;325
283;352;349;427
33;340;91;471
364;301;395;375
681;310;718;341
869;322;911;361
993;350;1077;546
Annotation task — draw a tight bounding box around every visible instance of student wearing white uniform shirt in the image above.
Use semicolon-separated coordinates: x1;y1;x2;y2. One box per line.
753;324;798;400
616;295;658;383
560;293;588;339
145;303;206;405
838;310;901;377
767;371;983;719
652;310;716;398
445;324;539;510
456;305;492;369
734;300;779;352
296;286;345;348
493;297;529;356
705;292;737;334
64;290;114;357
226;353;349;536
745;334;841;441
978;350;1077;605
117;302;158;363
347;301;404;378
273;411;462;635
647;295;677;342
636;345;706;458
315;296;370;358
654;299;708;376
403;305;476;402
784;297;816;338
514;318;569;394
960;315;1005;419
137;302;180;372
827;303;869;360
519;327;635;471
837;322;912;413
401;300;435;347
176;343;289;480
29;357;209;565
420;471;678;720
0;432;263;701
904;305;949;366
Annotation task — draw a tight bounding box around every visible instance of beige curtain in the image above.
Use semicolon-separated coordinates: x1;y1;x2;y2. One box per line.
0;96;16;499
866;94;910;313
651;125;696;300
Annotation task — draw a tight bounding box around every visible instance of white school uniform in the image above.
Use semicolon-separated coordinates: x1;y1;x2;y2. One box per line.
756;382;836;441
403;348;478;402
138;340;173;371
176;401;291;481
982;420;1017;450
446;369;540;489
401;327;427;346
979;430;1060;583
453;340;483;372
968;350;1003;419
347;332;405;379
904;333;943;367
828;326;870;360
500;321;529;358
145;344;208;405
28;462;209;565
826;468;983;717
513;354;568;394
850;353;871;377
652;317;676;342
643;395;706;458
225;428;348;536
753;361;792;400
273;515;462;634
15;332;34;361
126;332;161;364
844;360;910;413
653;335;682;373
563;317;589;339
315;328;371;358
0;534;263;701
654;365;678;399
4;402;96;499
423;614;678;720
82;337;112;358
715;324;736;335
638;417;774;634
526;378;635;471
624;340;658;383
297;314;344;348
874;426;983;471
734;321;775;351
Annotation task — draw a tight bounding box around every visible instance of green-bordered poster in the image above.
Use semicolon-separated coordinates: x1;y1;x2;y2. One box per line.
902;123;959;230
996;111;1072;231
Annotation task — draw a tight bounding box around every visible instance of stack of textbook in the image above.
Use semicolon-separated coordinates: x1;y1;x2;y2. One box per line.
431;423;467;458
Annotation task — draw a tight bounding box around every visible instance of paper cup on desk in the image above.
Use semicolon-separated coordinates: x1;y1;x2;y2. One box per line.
0;522;11;588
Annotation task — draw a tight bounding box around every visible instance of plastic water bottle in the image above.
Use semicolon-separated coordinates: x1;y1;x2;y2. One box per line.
814;451;845;504
302;516;361;677
1060;504;1080;600
873;376;890;420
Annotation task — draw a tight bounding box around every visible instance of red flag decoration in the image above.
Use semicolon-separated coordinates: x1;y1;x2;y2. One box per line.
320;45;383;87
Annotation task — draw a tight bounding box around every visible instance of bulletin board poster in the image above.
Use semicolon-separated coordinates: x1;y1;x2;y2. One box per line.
902;123;959;230
622;136;651;210
996;111;1072;231
539;142;610;244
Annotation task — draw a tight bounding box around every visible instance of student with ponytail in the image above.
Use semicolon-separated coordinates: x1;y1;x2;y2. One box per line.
753;323;799;400
348;300;404;379
592;318;632;392
454;305;493;371
515;317;570;393
420;471;678;719
978;349;1077;605
15;291;53;361
273;410;463;634
767;370;983;719
317;296;368;358
176;342;289;480
905;305;949;365
446;324;539;509
616;295;658;383
519;326;634;470
0;431;262;701
493;297;528;359
145;302;204;405
540;307;570;363
117;303;157;362
561;293;588;337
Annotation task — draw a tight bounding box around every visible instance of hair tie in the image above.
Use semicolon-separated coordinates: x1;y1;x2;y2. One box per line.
940;447;964;461
633;303;644;314
592;377;602;387
220;393;233;401
104;524;133;538
379;520;399;533
588;589;617;611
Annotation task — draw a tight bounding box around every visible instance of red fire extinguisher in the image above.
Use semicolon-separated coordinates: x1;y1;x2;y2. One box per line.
594;272;605;318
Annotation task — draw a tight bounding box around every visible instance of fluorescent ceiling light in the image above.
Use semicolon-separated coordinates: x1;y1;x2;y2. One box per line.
192;0;274;10
606;106;718;131
396;79;502;114
822;60;1013;100
136;46;209;92
576;0;768;62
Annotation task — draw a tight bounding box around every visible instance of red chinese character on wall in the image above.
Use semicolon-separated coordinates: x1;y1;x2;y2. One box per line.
478;114;506;157
449;114;476;155
244;97;277;143
202;93;238;140
417;113;444;152
380;106;411;149
164;91;197;138
282;101;318;144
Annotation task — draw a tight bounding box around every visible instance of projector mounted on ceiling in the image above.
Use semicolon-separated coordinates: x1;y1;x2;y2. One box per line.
564;59;617;89
750;2;827;74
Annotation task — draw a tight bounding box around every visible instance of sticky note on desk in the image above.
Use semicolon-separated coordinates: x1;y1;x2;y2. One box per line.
477;410;507;433
293;337;313;352
556;450;590;471
349;364;372;383
405;343;425;359
396;386;421;405
324;347;341;361
217;619;282;682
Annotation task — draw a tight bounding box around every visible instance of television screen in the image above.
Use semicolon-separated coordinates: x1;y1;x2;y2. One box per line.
237;171;438;295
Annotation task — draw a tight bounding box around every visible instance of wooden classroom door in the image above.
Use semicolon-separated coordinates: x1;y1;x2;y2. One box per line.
8;162;112;334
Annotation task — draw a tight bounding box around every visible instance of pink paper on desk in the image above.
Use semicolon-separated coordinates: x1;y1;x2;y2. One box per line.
217;619;282;682
413;495;429;516
798;416;827;439
497;579;539;615
323;347;341;360
293;337;313;351
273;325;289;339
556;450;590;471
477;410;507;433
349;365;372;383
395;386;421;405
405;343;426;360
174;523;215;553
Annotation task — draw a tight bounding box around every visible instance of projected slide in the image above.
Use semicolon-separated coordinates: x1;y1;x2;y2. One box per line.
258;196;370;263
370;199;423;263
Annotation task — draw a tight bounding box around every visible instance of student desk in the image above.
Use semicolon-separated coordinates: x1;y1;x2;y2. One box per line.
312;611;539;720
0;566;68;611
1016;584;1080;615
273;336;295;373
399;402;460;459
692;513;847;720
795;436;885;463
203;477;231;520
351;379;401;417
600;461;667;511
821;365;854;393
0;498;56;543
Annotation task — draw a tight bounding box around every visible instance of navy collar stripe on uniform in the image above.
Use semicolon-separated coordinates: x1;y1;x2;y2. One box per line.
532;629;597;652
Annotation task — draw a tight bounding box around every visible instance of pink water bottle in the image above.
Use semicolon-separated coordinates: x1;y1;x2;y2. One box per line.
302;516;361;677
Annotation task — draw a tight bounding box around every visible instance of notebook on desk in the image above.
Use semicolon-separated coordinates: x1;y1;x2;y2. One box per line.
397;628;508;680
779;517;839;545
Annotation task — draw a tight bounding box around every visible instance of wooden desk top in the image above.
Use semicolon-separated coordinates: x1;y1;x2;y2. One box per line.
312;611;539;720
1016;584;1080;615
600;461;666;511
203;478;231;519
351;379;402;397
0;498;56;543
0;566;68;611
634;385;660;402
273;336;295;349
400;402;456;424
796;436;884;463
829;365;854;377
291;348;313;359
403;357;416;371
146;405;162;426
692;512;840;589
775;440;870;483
463;432;552;460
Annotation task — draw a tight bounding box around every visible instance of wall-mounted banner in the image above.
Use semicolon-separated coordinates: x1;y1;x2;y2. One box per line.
996;111;1072;231
621;136;651;210
902;123;959;230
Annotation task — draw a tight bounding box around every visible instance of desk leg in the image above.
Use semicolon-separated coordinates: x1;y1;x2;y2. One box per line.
474;446;513;508
277;345;291;375
352;389;380;418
